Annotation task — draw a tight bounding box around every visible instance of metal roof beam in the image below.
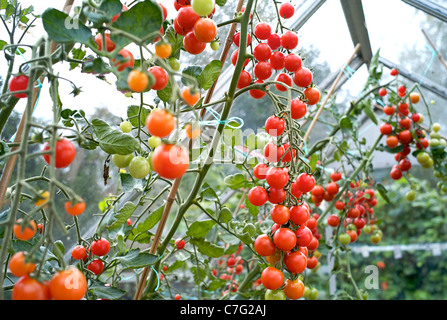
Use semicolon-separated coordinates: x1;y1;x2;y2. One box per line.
290;0;327;31
340;0;374;67
401;0;447;23
379;56;447;100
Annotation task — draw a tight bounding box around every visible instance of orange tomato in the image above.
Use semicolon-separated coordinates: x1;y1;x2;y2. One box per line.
9;252;36;277
155;43;172;59
49;267;87;300
145;109;175;138
284;279;305;300
12;276;51;300
13;219;37;241
64;200;86;216
410;92;420;104
185;123;201;139
127;70;149;92
182;87;200;106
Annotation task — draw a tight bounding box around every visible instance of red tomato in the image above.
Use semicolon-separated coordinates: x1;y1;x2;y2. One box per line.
113;49;134;72
290;99;307;119
12;276;50;300
265;116;285;137
248;186;269;206
91;238;110;256
151;144;190;180
293;68;313;88
290;205;309;225
304;87;320;105
177;5;200;30
266;167;289;189
254;23;271;40
270;205;290;225
9;75;29;99
273;228;296;251
49;268;87;300
253;43;272;61
261;267;284;290
254;61;272;80
270;51;285;70
43;138;76;168
148;66;169;91
267;33;281;50
184;31;206;55
268;188;287;204
254;234;276;257
281;31;298;50
284;251;307;274
274;73;292;92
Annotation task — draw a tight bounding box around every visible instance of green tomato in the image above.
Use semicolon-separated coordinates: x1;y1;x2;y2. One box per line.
417;152;430;164
417;114;425;125
112;154;134;168
339;233;351;246
128;156;151;179
434;170;443;178
210;40;220;51
439;139;447;148
168;57;180;72
421;158;434;169
120;121;133;133
363;225;372;234
405;190;416;202
346;223;357;231
308;288;319;300
192;0;215;16
432;123;441;133
429;139;440;148
430;132;441;140
255;132;270;150
148;136;162;149
264;290;286;300
302;286;310;298
370;233;382;244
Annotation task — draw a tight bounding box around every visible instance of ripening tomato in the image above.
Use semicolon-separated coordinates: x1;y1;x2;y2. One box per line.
295;225;313;247
113;49;134;72
274;73;292;92
281;31;298;50
49;267;87;300
87;259;104;275
327;215;340;227
290;205;309;226
94;33;115;52
184;31;206;54
254;23;271;40
254;61;272;80
267;33;281;50
304;87;320;105
266;167;289;189
268;187;287;204
284;279;304;300
148;66;169;91
233;32;251;47
151;144;190;180
410;92;420;104
270;205;290;225
91;238;110;256
284;53;302;72
9;75;29;99
155;42;172;59
254;234;276;257
253;43;272;61
386;135;399;148
261;267;284;290
12;276;50;300
127;69;149;92
175;238;186;250
9;252;36;277
273;228;296;251
265;116;285;137
193;18;217;43
13;219;37;241
177;5;200;30
64;200;86;216
263;142;285;163
248;186;269;206
146;109;175;138
293;67;313;88
284;251;307;274
181;87;200;106
71;245;87;260
43;138;76;168
290;99;307;119
253;163;269;180
270;51;285;70
249;80;266;99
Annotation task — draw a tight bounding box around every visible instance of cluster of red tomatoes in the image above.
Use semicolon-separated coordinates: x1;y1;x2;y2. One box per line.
379;70;428;182
71;238;111;276
215;243;245;296
326;179;382;245
231;4;320;104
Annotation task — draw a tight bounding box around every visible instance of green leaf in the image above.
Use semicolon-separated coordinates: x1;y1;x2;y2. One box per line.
0;141;10;169
128;205;164;243
225;244;240;255
83;0;122;24
207;279;226;290
198;60;222;90
106;202;136;230
309;154;318;171
120;172;143;192
91;118;139;155
127;105;150;128
164;25;183;59
70;47;86;70
0;40;7;50
377;183;392;204
224;173;249;190
216;0;227;6
186;220;216;238
90;282;126;300
110;1;163;47
42;8;92;44
190;238;225;258
339;116;353;134
157;79;173;102
361;101;378;125
218;207;232;224
245;197;259;217
113;249;158;270
52;240;65;264
82;57;110;75
200;183;220;204
181;65;202;87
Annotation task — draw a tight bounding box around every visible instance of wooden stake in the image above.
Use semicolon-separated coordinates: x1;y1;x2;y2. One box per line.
133;0;246;301
301;43;362;150
421;29;447;72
